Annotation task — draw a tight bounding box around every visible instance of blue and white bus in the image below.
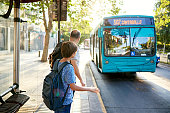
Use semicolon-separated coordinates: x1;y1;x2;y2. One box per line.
90;15;157;73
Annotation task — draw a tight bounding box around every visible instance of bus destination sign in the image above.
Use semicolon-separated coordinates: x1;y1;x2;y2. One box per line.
104;18;154;26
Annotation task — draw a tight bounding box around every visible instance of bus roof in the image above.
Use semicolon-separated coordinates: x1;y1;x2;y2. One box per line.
103;15;154;19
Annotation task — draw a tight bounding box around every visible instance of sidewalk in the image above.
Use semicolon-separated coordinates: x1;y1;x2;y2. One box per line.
159;54;170;67
70;63;104;113
17;49;104;113
160;54;169;63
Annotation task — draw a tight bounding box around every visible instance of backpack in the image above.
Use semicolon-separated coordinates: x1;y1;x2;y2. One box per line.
49;42;63;69
42;59;70;111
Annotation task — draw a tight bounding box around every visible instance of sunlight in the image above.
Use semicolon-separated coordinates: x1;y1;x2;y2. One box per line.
90;0;157;29
138;72;170;92
90;0;113;29
120;0;157;16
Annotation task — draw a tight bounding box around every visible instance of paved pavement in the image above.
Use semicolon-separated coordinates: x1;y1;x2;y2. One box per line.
160;54;170;63
16;49;104;113
158;54;170;68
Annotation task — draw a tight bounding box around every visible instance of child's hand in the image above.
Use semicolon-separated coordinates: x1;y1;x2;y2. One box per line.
90;87;100;93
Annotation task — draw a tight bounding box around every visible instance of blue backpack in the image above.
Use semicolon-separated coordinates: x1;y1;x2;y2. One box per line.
42;60;70;111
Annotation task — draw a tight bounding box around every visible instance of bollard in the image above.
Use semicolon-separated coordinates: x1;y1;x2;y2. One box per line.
38;51;40;57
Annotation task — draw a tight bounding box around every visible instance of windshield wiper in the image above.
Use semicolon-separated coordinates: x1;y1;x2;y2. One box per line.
132;28;141;46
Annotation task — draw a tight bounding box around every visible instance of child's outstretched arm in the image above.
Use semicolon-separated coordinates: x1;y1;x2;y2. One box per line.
70;83;100;93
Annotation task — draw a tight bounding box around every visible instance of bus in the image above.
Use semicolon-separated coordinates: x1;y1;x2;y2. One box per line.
90;15;157;73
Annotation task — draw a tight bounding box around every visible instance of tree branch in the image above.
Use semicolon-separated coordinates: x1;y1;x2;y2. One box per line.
48;1;54;32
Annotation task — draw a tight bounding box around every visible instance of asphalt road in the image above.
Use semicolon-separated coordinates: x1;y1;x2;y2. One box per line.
90;62;170;113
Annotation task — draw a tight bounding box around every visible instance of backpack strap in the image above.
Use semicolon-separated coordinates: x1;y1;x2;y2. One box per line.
57;62;70;73
52;59;71;73
61;85;69;104
54;60;71;107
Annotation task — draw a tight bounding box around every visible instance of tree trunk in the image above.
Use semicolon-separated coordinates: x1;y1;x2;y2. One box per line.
163;42;166;54
41;31;50;62
40;0;53;62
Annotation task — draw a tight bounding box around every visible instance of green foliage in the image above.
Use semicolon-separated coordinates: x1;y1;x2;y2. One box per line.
157;43;170;52
0;0;9;4
59;0;122;44
154;0;170;45
108;0;122;15
59;0;93;44
79;34;90;45
0;0;44;24
0;0;11;16
20;1;43;25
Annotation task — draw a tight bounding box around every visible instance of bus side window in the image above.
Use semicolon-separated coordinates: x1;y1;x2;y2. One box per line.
95;30;98;48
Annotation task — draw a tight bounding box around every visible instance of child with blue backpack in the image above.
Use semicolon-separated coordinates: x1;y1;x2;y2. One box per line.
55;41;100;113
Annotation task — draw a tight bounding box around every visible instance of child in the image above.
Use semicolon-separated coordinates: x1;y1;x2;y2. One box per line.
55;41;100;113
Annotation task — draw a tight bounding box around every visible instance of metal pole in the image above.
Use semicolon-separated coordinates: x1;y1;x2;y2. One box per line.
58;0;61;43
13;0;20;92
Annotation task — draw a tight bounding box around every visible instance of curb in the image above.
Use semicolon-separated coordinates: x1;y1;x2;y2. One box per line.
88;63;107;113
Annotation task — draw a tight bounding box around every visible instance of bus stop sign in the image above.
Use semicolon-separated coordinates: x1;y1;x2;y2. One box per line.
52;0;68;21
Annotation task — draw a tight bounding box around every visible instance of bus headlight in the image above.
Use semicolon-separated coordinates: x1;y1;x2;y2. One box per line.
105;61;109;64
150;60;154;63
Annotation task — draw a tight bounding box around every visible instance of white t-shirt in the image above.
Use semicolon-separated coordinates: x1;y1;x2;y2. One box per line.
71;48;80;66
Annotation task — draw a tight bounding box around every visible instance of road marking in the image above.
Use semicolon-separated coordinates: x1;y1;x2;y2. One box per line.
88;64;107;113
138;72;170;92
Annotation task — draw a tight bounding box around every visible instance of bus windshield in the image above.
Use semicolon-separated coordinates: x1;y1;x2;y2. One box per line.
104;28;155;56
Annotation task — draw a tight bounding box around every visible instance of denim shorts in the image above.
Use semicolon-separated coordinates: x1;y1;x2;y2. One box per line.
54;104;71;113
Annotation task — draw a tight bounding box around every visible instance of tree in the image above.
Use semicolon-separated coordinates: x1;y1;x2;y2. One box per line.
0;0;10;14
40;0;54;62
154;0;170;53
21;0;54;62
0;0;54;62
59;0;123;45
0;0;123;61
58;0;93;44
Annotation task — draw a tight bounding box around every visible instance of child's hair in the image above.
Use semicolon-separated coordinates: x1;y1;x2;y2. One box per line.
61;41;77;58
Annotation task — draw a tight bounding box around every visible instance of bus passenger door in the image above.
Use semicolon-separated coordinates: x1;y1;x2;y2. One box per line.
98;28;102;69
93;35;95;61
99;38;102;69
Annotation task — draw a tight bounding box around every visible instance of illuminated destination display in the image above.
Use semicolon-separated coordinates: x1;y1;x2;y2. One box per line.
104;17;154;26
